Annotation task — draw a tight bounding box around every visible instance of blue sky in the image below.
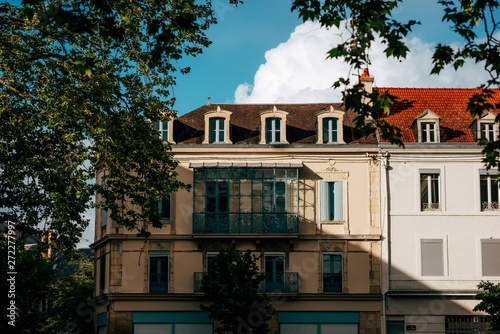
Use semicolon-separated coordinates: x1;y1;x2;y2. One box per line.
171;0;494;116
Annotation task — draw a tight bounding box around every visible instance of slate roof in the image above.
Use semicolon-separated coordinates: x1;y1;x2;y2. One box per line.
173;103;377;145
376;88;500;143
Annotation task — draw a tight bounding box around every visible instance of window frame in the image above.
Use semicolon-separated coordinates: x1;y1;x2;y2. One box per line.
414;109;440;143
149;251;170;294
479;172;500;211
203;107;232;144
153;120;174;143
158;195;172;221
420;172;441;211
259;106;289;144
209;117;226;143
481;239;500;277
322;252;343;293
320;181;344;221
419;237;447;277
316;106;345;144
265;117;282;144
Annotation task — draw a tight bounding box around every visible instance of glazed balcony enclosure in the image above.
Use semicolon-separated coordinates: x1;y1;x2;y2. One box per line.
193;272;299;294
192;167;299;235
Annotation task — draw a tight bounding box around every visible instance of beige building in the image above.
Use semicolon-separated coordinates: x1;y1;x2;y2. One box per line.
92;102;383;334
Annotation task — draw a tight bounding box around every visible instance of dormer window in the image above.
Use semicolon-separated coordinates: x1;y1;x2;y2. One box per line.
413;109;440;143
203;106;232;144
153;120;174;143
316;106;345;144
260;106;289;144
472;112;498;142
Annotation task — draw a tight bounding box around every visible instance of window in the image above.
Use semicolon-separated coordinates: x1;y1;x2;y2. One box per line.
266;117;281;143
414;109;440;143
481;239;500;276
158;196;171;220
320;181;343;221
445;316;489;334
480;123;496;141
192;167;299;234
421;239;444;276
480;173;499;211
153;121;169;142
203;107;232;144
323;253;342;292
420;173;440;211
264;254;285;293
322;118;339;143
206;252;218;272
101;197;107;227
149;252;169;293
209;117;225;143
421;122;437;143
99;248;106;292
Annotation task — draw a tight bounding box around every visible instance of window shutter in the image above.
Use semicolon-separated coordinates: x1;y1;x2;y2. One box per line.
421;239;444;276
482;240;500;276
320;182;328;220
333;182;343;220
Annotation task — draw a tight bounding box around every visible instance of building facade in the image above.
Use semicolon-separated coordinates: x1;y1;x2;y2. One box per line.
92;103;383;334
379;88;500;334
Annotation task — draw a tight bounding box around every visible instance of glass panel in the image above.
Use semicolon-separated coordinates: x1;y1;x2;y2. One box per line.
420;174;429;210
323;254;342;292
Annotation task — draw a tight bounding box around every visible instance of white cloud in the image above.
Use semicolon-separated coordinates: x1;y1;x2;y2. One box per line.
234;21;490;103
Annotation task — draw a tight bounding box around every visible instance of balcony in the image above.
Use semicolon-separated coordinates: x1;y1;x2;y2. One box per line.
149;273;168;293
194;272;299;294
192;213;298;235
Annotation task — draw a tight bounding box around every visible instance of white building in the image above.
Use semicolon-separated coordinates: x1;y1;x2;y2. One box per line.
379;88;500;334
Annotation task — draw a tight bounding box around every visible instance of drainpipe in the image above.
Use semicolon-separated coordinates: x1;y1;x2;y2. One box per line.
380;150;391;334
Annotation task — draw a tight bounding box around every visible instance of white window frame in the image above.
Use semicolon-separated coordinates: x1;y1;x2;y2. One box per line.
209;117;225;143
266;117;282;143
420;171;441;211
479;171;500;211
414;109;440;143
320;181;344;221
474;112;499;142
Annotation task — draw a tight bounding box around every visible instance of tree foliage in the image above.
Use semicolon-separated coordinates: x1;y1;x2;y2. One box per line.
200;245;274;334
0;0;240;250
1;240;55;334
474;280;500;329
291;0;500;168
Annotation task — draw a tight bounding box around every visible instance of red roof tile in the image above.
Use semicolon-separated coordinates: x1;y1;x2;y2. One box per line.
376;88;500;143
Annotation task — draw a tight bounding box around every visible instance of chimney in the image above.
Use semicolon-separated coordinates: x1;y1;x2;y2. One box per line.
359;68;373;94
206;97;211;106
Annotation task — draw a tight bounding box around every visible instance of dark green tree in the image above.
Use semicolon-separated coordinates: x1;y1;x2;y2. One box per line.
291;0;500;169
44;251;95;334
474;280;500;329
1;239;55;334
0;0;241;250
200;245;274;334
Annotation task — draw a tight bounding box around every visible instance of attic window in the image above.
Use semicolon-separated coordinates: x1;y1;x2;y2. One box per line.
473;112;499;142
260;106;289;144
203;106;232;144
316;106;345;144
413;109;440;143
153;120;174;143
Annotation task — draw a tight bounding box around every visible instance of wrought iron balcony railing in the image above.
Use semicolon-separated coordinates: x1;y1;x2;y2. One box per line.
194;272;299;294
192;213;298;234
